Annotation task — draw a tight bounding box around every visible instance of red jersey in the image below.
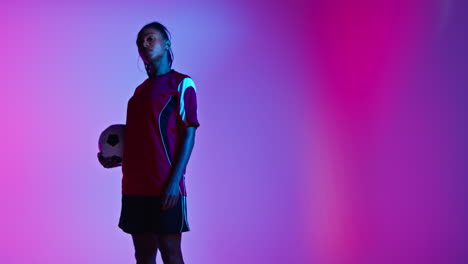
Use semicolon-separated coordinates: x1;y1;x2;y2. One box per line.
121;69;200;196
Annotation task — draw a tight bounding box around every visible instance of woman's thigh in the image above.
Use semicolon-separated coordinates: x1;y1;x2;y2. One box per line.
157;233;183;262
131;232;159;263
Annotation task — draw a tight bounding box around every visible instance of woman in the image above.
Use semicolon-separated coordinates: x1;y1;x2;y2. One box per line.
98;21;200;264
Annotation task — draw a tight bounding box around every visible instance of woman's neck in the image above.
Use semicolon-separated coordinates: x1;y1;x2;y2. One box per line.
147;56;171;78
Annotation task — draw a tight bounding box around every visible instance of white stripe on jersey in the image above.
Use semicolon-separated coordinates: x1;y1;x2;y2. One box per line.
158;96;174;166
177;77;197;124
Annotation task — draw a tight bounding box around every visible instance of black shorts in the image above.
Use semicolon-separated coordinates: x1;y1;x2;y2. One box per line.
118;195;190;235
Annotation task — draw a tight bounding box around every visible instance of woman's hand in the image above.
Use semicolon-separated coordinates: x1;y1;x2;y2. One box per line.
161;182;179;210
97;152;122;168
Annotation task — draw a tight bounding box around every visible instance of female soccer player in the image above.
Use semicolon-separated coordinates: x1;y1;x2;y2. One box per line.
98;21;200;264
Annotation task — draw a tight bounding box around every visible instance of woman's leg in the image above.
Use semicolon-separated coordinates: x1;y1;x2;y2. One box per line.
158;233;184;264
131;232;159;264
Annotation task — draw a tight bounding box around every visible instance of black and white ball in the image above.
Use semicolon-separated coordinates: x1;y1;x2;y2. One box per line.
98;124;126;161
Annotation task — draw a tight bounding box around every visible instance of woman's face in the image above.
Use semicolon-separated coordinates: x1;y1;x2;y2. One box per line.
137;28;167;63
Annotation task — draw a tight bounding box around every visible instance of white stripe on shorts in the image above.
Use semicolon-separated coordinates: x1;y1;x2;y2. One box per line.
179;196;187;232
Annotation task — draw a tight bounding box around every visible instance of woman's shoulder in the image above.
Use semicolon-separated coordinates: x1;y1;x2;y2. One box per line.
132;78;151;94
171;69;197;91
172;69;193;81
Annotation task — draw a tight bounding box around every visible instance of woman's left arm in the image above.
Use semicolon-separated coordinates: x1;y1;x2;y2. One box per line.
161;126;197;210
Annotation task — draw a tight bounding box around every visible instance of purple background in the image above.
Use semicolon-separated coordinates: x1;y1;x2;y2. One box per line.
2;0;467;263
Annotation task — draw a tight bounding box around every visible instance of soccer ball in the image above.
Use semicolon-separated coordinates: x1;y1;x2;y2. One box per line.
98;124;126;161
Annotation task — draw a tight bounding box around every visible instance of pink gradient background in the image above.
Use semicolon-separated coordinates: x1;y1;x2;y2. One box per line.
2;0;467;263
